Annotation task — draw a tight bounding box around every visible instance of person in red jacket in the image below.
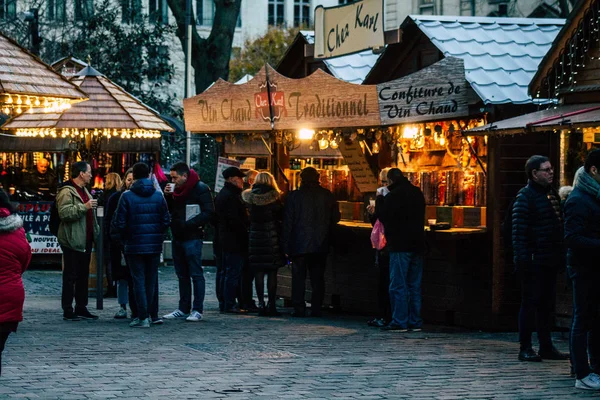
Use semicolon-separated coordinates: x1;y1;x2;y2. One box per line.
0;189;31;376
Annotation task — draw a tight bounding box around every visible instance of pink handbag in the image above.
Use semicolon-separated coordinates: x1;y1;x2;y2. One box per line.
370;219;387;250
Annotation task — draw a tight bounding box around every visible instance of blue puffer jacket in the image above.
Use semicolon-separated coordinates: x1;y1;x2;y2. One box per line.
111;178;170;255
511;180;564;270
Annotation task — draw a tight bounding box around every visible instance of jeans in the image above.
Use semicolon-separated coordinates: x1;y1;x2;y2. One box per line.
377;250;392;322
223;252;246;310
172;239;206;313
0;331;10;376
215;251;225;311
127;253;160;320
388;252;423;329
291;253;327;312
570;267;600;379
61;246;92;313
518;268;556;351
241;260;255;308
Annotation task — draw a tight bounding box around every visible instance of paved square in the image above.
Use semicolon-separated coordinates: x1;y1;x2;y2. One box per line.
0;267;590;399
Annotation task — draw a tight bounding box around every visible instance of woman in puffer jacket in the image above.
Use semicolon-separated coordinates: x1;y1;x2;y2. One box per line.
0;189;31;376
242;172;284;316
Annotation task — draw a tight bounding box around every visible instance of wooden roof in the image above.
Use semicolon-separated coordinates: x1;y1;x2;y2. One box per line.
3;65;174;132
0;33;87;100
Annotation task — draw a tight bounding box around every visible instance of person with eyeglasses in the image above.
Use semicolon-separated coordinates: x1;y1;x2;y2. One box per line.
512;155;568;363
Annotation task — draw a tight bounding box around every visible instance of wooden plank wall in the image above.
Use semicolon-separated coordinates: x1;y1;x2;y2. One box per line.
489;130;563;329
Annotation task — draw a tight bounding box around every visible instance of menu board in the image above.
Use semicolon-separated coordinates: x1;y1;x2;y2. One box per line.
338;140;378;193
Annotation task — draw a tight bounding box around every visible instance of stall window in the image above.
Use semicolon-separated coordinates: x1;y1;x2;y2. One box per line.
75;0;94;21
148;0;168;24
0;0;16;19
294;0;310;27
419;0;434;15
47;0;66;21
121;0;142;23
268;0;284;26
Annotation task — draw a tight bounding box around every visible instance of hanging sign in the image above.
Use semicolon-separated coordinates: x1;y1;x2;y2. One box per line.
16;201;62;254
314;0;384;59
214;157;241;193
338;140;378;193
377;57;469;125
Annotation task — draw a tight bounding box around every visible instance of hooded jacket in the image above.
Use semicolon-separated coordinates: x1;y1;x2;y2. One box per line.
378;176;426;253
0;208;31;323
56;181;99;252
564;168;600;271
111;178;170;255
282;181;340;256
242;184;284;270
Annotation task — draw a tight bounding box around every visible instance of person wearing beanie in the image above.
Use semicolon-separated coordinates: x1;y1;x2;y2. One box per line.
283;167;340;317
215;166;251;313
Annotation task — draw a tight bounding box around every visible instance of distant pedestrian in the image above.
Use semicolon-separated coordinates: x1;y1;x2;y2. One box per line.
565;150;600;391
0;189;31;376
105;168;136;320
378;168;425;332
241;168;260;311
215;167;250;313
512;155;568;362
283;167;340;317
242;172;284;316
366;167;392;328
162;162;214;322
112;163;170;328
102;172;122;297
56;161;99;321
244;169;259;190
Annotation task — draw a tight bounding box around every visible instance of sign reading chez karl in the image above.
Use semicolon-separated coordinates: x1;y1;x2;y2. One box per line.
314;0;384;59
377;57;468;125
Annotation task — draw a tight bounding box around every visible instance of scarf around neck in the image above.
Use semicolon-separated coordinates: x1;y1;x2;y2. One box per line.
574;166;600;200
173;169;199;200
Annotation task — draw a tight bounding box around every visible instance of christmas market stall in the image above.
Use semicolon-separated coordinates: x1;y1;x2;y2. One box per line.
468;0;600;327
2;64;173;256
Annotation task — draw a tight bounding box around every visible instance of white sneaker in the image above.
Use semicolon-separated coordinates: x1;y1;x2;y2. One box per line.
186;311;203;322
131;318;150;328
114;308;127;319
576;373;600;390
162;309;189;319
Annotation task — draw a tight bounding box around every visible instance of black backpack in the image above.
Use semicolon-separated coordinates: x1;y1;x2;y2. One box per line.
49;200;61;236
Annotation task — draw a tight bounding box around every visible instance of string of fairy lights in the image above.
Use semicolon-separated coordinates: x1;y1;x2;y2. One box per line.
537;1;600;99
15;128;162;139
1;93;73;115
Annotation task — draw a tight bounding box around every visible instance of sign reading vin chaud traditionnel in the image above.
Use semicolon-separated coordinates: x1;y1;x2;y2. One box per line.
377;57;468;125
314;0;384;59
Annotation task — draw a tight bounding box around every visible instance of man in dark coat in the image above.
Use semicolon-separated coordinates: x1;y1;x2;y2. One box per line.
112;162;170;328
21;157;57;200
283;167;340;317
564;150;600;390
215;166;250;313
377;168;425;332
163;162;215;322
512;155;568;362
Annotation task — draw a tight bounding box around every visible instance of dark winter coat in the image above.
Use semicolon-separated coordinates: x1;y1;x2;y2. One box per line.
282;181;340;256
106;191;128;281
242;184;284;271
378;177;426;253
111;178;170;255
564;175;600;272
166;181;215;242
511;180;564;270
0;208;31;324
214;182;249;254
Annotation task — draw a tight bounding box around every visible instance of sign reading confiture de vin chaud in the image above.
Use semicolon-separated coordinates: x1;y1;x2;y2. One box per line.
376;57;468;125
314;0;384;59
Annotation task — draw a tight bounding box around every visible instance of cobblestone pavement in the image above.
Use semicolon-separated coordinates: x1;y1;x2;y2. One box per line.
0;266;591;399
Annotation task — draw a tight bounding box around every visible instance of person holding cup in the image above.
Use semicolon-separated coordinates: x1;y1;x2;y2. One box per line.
55;161;100;321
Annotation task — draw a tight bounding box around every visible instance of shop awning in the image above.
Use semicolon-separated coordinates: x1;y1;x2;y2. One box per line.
467;103;600;135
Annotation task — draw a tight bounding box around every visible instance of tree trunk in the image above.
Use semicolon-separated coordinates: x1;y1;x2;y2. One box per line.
167;0;241;95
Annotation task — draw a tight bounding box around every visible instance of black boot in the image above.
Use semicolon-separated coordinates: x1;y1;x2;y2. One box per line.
518;347;542;362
